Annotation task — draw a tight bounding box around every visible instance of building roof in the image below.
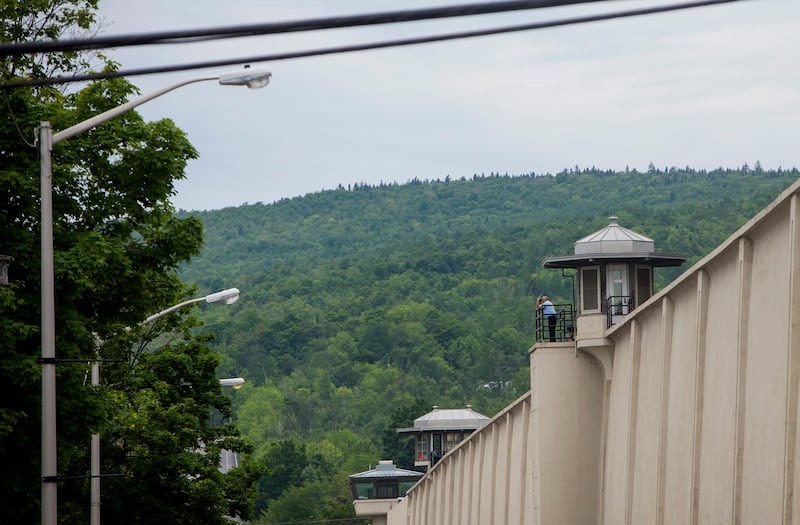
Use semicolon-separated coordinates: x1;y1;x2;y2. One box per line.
397;405;490;433
349;460;424;480
574;216;653;255
541;216;687;269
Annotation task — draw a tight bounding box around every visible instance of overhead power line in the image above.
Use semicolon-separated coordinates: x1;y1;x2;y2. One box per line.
0;0;617;56
0;0;746;89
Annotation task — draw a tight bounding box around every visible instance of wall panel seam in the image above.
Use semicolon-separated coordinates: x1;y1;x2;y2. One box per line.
690;270;709;525
625;319;642;525
783;194;800;523
733;236;753;524
656;295;675;525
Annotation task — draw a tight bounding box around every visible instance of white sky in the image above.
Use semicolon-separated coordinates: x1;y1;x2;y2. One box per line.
97;0;800;211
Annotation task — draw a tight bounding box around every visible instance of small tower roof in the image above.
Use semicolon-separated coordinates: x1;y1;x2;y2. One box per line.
349;460;424;480
541;216;686;269
397;405;490;433
574;216;654;255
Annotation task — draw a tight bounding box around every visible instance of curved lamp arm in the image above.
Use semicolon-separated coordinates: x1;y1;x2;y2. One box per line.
52;68;271;145
141;288;240;324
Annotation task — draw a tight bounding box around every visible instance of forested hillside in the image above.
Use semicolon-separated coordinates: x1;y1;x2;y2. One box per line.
179;166;798;522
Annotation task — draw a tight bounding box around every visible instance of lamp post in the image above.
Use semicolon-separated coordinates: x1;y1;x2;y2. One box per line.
40;67;270;525
218;377;246;474
90;288;242;525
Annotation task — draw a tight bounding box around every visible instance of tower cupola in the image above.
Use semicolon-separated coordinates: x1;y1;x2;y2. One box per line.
574;216;654;255
541;216;686;334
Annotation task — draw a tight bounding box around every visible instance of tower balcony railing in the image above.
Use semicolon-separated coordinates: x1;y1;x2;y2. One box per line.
606;295;635;327
535;303;575;343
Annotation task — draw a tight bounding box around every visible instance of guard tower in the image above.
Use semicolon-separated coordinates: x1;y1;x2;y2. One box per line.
541;216;686;347
348;460;423;525
397;405;490;468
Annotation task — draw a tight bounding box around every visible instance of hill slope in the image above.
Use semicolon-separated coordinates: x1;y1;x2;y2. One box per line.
181;167;799;428
178;167;798;519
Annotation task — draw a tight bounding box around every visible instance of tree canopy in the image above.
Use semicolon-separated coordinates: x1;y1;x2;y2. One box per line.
1;2;261;523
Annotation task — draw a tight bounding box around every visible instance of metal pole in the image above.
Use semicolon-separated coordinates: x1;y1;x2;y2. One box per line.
90;359;100;525
40;121;57;525
39;69;267;525
44;77;214;525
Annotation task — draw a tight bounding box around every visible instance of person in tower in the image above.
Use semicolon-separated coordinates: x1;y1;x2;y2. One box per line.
536;295;557;342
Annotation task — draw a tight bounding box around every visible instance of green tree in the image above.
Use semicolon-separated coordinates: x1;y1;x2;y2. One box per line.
1;2;260;523
0;0;100;80
101;332;263;524
238;382;287;446
255;438;308;514
256;480;358;525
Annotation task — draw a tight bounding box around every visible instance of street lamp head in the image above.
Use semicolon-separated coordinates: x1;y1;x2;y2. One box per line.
205;288;240;305
218;67;272;89
219;377;245;389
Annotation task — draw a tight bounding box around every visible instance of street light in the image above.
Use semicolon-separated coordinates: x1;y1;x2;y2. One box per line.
91;288;243;525
40;67;270;525
219;377;246;390
218;377;246;475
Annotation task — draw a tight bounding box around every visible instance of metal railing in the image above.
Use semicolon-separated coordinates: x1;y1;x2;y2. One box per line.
535;303;575;343
534;296;638;339
606;295;635;327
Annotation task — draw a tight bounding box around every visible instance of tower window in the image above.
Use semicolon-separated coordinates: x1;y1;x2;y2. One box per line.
581;266;600;312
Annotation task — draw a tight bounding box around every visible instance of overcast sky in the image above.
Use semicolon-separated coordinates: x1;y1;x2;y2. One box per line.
96;0;800;211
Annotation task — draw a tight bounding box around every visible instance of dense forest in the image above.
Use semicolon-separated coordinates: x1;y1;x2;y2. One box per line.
178;166;799;522
6;4;794;524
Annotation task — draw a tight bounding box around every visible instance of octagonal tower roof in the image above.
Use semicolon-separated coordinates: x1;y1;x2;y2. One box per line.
574;216;654;255
541;216;687;269
396;405;490;434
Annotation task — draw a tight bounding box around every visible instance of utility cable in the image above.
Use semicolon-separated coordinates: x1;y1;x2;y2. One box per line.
0;0;622;56
0;0;746;89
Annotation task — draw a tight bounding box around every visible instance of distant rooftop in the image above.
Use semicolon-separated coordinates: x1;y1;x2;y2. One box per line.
542;216;686;269
397;405;490;433
349;460;424;480
574;216;654;255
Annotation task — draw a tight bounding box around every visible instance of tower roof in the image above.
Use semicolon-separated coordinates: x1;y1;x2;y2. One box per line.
397;405;490;433
574;216;653;255
349;460;423;480
541;216;687;269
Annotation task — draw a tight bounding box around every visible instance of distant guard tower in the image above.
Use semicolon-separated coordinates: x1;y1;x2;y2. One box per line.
348;460;423;525
397;405;489;468
541;216;686;347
